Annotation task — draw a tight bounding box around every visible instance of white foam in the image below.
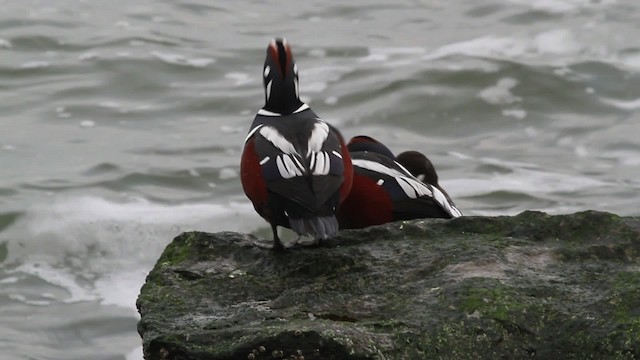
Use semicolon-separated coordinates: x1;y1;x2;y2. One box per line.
507;0;617;14
423;29;582;62
225;72;254;86
79;120;95;128
302;65;352;92
125;346;144;360
13;262;98;303
619;51;640;71
0;276;19;284
534;29;581;55
324;96;338;105
1;196;258;310
98;101;120;108
600;97;640;110
445;168;607;199
219;168;238;180
151;51;215;68
79;52;99;61
20;61;50;69
308;48;326;58
478;77;521;105
502;109;527;119
424;36;530;60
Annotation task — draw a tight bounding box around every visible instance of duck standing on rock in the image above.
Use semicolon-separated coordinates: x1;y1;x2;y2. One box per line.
337;136;461;229
241;38;353;251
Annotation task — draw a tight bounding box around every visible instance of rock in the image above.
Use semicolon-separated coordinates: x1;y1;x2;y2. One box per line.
137;211;640;360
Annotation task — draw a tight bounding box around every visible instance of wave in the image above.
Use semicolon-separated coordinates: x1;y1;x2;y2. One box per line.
0;196;258;310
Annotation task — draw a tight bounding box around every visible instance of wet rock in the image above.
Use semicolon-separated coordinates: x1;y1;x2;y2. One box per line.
137;210;640;359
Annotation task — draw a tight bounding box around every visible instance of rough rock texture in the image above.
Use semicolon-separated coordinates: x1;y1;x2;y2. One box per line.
137;211;640;360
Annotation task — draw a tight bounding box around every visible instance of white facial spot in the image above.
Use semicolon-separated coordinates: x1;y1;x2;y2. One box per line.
266;80;272;100
264;66;270;78
293;63;298;75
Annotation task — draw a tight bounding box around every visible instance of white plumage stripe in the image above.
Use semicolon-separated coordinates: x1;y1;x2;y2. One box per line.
352;158;462;218
259;126;298;154
292;156;304;172
257;108;280;116
352;159;412;180
276;157;288;178
283;155;301;177
332;150;343;159
293;103;309;113
314;152;326;175
276;155;300;179
309;151;331;175
244;124;264;144
322;152;330;174
259;156;270;165
307;120;330;156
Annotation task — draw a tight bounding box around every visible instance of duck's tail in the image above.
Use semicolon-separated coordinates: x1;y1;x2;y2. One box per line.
289;215;339;239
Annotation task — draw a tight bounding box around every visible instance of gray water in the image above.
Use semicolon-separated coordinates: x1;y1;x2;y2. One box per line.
1;1;640;359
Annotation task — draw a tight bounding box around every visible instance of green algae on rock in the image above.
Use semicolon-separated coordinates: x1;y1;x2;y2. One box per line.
137;211;640;359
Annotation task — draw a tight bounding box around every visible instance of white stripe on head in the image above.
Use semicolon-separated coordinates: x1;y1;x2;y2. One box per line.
264;66;270;78
266;80;272;101
307;120;330;156
259;126;298;155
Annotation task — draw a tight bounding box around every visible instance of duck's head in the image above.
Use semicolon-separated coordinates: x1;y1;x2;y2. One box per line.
262;38;303;114
396;151;439;185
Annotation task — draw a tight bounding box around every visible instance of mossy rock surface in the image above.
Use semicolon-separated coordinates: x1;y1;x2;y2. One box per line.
137;210;640;360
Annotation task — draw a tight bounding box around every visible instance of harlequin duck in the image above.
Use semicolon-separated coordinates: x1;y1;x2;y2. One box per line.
240;38;353;251
337;136;461;229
